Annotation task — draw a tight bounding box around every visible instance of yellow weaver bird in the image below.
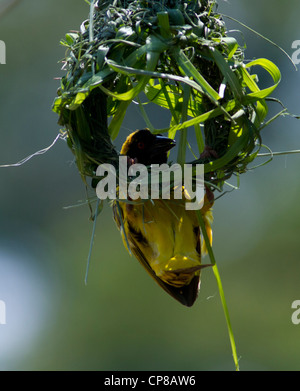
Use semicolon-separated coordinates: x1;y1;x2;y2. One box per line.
113;129;213;307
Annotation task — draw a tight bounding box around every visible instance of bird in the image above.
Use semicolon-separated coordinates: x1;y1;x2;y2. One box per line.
112;129;214;307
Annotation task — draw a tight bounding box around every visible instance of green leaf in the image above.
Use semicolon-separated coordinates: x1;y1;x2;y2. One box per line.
65;33;79;46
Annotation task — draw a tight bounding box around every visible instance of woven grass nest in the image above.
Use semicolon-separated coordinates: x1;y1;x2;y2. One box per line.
52;0;282;201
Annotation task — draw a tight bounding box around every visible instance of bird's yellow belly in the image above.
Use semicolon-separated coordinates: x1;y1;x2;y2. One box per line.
125;199;202;287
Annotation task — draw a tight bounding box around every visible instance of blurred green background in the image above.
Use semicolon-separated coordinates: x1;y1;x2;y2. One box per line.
0;0;299;371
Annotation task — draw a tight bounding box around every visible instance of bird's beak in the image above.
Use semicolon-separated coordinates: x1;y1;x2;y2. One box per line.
153;134;176;153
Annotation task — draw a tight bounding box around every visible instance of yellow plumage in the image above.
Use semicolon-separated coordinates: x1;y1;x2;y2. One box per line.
113;129;213;306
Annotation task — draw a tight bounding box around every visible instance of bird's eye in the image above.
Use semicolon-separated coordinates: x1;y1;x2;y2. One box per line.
137;141;145;149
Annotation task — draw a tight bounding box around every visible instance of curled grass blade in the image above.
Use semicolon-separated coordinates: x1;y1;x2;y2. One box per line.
244;58;281;100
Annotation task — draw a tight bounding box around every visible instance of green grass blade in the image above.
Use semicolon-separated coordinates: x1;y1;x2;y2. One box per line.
194;123;205;155
136;96;155;132
106;59;217;97
107;51;160;139
257;149;300;157
108;100;131;140
85;197;103;285
245;58;281;99
239;66;268;124
99;77;149;101
177;84;190;165
152;99;237;135
196;209;239;371
172;47;221;102
209;47;244;102
157;11;172;39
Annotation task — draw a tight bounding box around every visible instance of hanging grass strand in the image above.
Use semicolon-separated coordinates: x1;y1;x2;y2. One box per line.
196;209;240;371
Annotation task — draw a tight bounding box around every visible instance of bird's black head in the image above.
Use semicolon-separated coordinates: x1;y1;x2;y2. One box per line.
120;129;176;165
